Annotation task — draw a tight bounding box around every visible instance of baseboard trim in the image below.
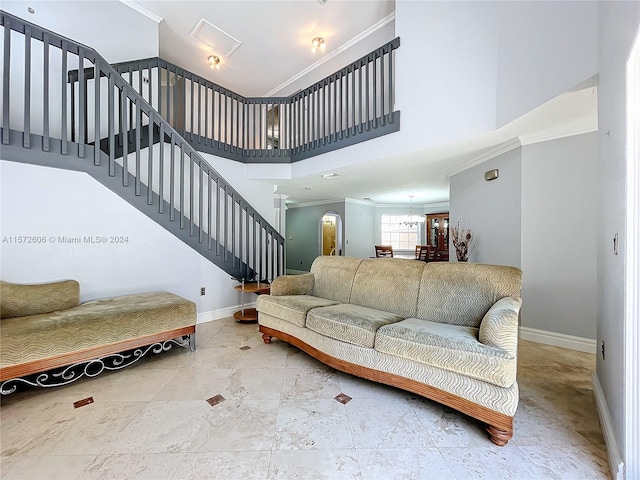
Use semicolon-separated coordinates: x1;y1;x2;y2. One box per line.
519;326;596;354
197;302;256;324
593;374;625;480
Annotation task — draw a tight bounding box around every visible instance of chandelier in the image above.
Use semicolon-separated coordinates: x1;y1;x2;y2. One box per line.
401;195;425;227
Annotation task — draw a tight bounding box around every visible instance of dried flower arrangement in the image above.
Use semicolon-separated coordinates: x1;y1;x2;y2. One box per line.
450;219;475;262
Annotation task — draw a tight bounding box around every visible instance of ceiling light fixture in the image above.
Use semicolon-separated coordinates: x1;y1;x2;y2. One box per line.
401;195;425;227
27;7;35;14
311;37;326;53
208;55;220;70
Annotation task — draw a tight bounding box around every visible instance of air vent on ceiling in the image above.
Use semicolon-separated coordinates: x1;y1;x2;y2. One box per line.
191;19;242;57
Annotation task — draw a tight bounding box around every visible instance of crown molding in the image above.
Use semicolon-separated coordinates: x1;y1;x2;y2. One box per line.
286;199;345;209
263;12;395;97
424;201;450;212
447;138;521;177
518;117;598;146
118;0;164;24
345;198;376;206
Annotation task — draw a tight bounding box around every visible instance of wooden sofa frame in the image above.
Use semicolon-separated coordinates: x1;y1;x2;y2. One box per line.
260;325;513;446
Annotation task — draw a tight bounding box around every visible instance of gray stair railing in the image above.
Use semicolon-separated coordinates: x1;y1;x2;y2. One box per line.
90;37;401;164
0;10;284;281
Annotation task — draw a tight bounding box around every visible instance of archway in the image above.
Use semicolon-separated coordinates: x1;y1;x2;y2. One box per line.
320;211;342;256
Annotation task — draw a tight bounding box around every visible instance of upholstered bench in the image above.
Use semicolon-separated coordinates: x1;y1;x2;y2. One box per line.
0;280;196;394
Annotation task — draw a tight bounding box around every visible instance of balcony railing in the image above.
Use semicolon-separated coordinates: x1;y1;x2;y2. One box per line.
70;38;401;164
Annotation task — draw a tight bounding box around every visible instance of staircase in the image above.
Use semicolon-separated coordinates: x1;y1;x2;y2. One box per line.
0;10;400;281
0;10;284;281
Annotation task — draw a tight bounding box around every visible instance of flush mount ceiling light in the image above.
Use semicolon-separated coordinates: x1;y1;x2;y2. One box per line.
208;55;220;70
321;172;339;179
311;37;326;53
27;6;35;13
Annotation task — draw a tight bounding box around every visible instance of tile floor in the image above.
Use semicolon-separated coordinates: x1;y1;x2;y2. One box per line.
0;318;610;479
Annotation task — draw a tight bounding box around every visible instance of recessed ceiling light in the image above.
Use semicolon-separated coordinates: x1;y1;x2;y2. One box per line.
363;197;373;201
304;186;312;190
27;7;35;14
322;173;340;179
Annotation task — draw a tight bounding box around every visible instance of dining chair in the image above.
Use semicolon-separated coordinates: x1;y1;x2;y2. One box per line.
375;245;394;257
415;245;431;262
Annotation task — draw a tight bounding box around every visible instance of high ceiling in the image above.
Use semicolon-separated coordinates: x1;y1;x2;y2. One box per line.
134;0;396;97
1;0;597;206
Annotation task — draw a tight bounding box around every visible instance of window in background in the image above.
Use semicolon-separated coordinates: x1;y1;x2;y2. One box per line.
381;215;419;250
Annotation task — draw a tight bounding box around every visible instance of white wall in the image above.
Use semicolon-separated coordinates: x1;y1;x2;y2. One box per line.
596;0;640;465
0;160;275;320
521;133;598;340
495;1;598;128
449;147;522;267
1;1;159;64
395;1;499;149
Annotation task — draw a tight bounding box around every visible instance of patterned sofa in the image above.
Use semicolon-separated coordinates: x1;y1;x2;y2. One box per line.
0;280;196;394
257;256;522;445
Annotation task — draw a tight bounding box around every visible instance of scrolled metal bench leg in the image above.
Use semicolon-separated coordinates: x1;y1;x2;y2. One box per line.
0;336;192;395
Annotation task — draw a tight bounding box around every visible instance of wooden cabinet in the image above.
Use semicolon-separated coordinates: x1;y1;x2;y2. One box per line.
426;213;449;262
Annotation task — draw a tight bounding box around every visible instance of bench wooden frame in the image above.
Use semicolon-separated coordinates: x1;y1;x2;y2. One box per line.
0;326;195;392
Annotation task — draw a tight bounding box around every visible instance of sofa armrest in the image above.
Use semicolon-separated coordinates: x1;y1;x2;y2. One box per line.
270;273;314;296
0;280;80;319
478;297;522;356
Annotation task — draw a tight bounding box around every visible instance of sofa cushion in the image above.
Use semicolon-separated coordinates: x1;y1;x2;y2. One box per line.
256;295;339;328
310;256;363;303
270;273;314;296
416;263;522;327
374;318;516;388
1;280;80;319
349;258;426;318
307;304;404;348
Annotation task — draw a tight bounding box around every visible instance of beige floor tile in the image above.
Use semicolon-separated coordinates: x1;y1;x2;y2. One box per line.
346;397;435;449
273;398;355;451
188;398;279;452
356;447;454;480
82;453;185;480
174;451;271;480
235;343;289;370
407;397;490;448
104;400;210;454
439;445;547;479
220;367;285;400
280;366;342;400
151;367;233;401
0;454;97;480
518;444;609;479
268;449;362;479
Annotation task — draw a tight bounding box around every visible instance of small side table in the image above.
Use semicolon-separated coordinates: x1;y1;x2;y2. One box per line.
233;280;271;323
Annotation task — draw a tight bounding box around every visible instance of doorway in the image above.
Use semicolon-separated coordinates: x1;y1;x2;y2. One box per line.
321;212;342;256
